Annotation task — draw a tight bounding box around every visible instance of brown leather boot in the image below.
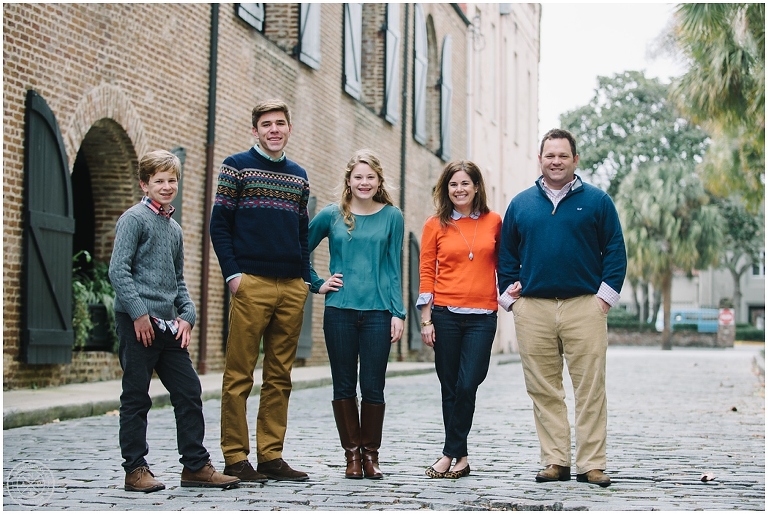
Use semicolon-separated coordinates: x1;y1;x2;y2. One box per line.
332;398;363;479
360;401;385;479
125;466;165;493
535;464;571;482
180;461;240;489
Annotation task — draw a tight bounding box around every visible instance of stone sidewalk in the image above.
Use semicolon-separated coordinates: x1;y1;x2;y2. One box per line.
3;346;765;511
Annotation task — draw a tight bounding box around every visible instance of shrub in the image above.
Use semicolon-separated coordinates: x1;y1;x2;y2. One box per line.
735;326;765;342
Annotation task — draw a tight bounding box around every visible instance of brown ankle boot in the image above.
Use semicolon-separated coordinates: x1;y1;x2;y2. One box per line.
332;398;363;479
180;461;240;489
125;466;165;493
360;401;385;479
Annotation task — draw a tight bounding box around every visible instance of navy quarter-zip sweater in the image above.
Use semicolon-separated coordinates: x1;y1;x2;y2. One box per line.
498;175;626;299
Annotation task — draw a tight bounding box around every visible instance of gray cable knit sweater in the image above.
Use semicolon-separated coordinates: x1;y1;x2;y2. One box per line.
108;203;196;326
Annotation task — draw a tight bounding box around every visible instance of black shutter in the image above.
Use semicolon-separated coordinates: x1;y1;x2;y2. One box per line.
408;232;422;350
297;196;317;360
22;90;75;364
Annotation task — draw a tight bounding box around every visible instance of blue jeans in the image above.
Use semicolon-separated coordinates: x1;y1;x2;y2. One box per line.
323;307;392;404
432;306;497;458
116;312;209;472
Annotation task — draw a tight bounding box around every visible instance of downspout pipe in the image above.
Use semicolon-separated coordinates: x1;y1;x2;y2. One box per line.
198;3;219;374
398;3;409;362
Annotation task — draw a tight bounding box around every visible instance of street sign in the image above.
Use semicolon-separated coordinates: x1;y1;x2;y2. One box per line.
718;308;735;326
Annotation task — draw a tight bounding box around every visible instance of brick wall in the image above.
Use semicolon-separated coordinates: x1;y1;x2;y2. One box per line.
3;3;469;389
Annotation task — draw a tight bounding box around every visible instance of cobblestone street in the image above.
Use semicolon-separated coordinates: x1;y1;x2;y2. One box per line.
3;346;764;511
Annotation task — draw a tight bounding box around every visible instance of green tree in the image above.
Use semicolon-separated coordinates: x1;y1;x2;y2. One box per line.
560;70;708;197
715;196;764;320
617;161;723;350
669;3;765;211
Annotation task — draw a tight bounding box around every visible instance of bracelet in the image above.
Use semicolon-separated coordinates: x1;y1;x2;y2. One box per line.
420;319;433;327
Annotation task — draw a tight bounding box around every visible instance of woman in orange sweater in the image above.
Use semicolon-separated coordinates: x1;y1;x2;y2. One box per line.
418;160;503;479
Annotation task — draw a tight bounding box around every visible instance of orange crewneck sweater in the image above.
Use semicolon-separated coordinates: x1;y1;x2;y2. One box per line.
418;212;502;310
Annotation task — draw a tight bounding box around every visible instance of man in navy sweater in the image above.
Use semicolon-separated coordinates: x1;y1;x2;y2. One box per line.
498;128;626;487
210;100;311;483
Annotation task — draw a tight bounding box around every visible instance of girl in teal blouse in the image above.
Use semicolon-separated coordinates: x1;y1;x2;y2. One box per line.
308;149;405;481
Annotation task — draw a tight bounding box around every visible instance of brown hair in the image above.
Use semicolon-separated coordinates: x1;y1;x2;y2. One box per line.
137;150;181;184
539;128;577;157
339;149;394;233
252;99;292;127
432;160;489;227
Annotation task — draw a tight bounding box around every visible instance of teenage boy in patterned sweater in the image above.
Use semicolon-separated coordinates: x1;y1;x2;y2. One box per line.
109;150;239;493
210;100;312;483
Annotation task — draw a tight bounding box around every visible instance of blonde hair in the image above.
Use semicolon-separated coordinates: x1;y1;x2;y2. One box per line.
339;149;394;233
137;150;181;184
432;160;490;228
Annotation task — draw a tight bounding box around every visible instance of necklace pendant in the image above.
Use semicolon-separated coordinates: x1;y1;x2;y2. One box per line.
469;252;474;261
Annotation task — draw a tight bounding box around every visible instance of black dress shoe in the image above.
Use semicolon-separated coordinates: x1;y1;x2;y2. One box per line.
535;464;571;482
256;458;309;482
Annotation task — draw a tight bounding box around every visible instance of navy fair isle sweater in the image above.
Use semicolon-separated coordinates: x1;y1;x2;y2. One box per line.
209;148;311;283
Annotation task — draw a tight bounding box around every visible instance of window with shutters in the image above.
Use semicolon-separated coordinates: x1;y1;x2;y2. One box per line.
236;3;265;32
413;4;427;145
345;4;398;124
383;3;401;124
343;3;363;99
299;3;321;69
439;35;453;161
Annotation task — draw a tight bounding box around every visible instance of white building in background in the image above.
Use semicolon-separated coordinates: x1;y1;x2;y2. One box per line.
463;3;542;353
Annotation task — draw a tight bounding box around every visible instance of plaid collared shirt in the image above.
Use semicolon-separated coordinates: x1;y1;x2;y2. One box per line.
140;196;179;334
141;196;175;219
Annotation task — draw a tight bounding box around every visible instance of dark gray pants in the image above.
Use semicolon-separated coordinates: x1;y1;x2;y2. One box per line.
116;312;209;472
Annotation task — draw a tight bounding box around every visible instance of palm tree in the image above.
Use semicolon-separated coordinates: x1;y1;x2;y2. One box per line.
715;197;764;321
669;3;765;211
617;161;723;349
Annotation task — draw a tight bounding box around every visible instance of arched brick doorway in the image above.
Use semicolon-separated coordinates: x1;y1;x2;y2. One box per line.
72;118;139;270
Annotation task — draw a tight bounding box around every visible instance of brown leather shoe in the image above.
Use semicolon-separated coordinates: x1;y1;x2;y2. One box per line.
180;461;240;489
257;458;309;482
223;460;268;483
125;466;165;493
577;469;611;487
535;464;571;482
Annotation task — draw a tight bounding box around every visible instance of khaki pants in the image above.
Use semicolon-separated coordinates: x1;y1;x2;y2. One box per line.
220;274;308;465
512;295;608;474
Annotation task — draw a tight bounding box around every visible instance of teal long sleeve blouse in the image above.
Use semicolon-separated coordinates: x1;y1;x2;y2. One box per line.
308;203;406;319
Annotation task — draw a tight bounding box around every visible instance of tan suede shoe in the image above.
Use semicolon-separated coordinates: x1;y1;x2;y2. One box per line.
535;464;571;482
180;461;240;489
125;466;165;493
576;469;611;487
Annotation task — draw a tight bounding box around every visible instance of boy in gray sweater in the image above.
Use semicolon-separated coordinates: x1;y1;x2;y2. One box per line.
109;150;239;492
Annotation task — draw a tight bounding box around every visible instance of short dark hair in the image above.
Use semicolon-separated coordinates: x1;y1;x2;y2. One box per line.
252;99;292;127
539;128;577;157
